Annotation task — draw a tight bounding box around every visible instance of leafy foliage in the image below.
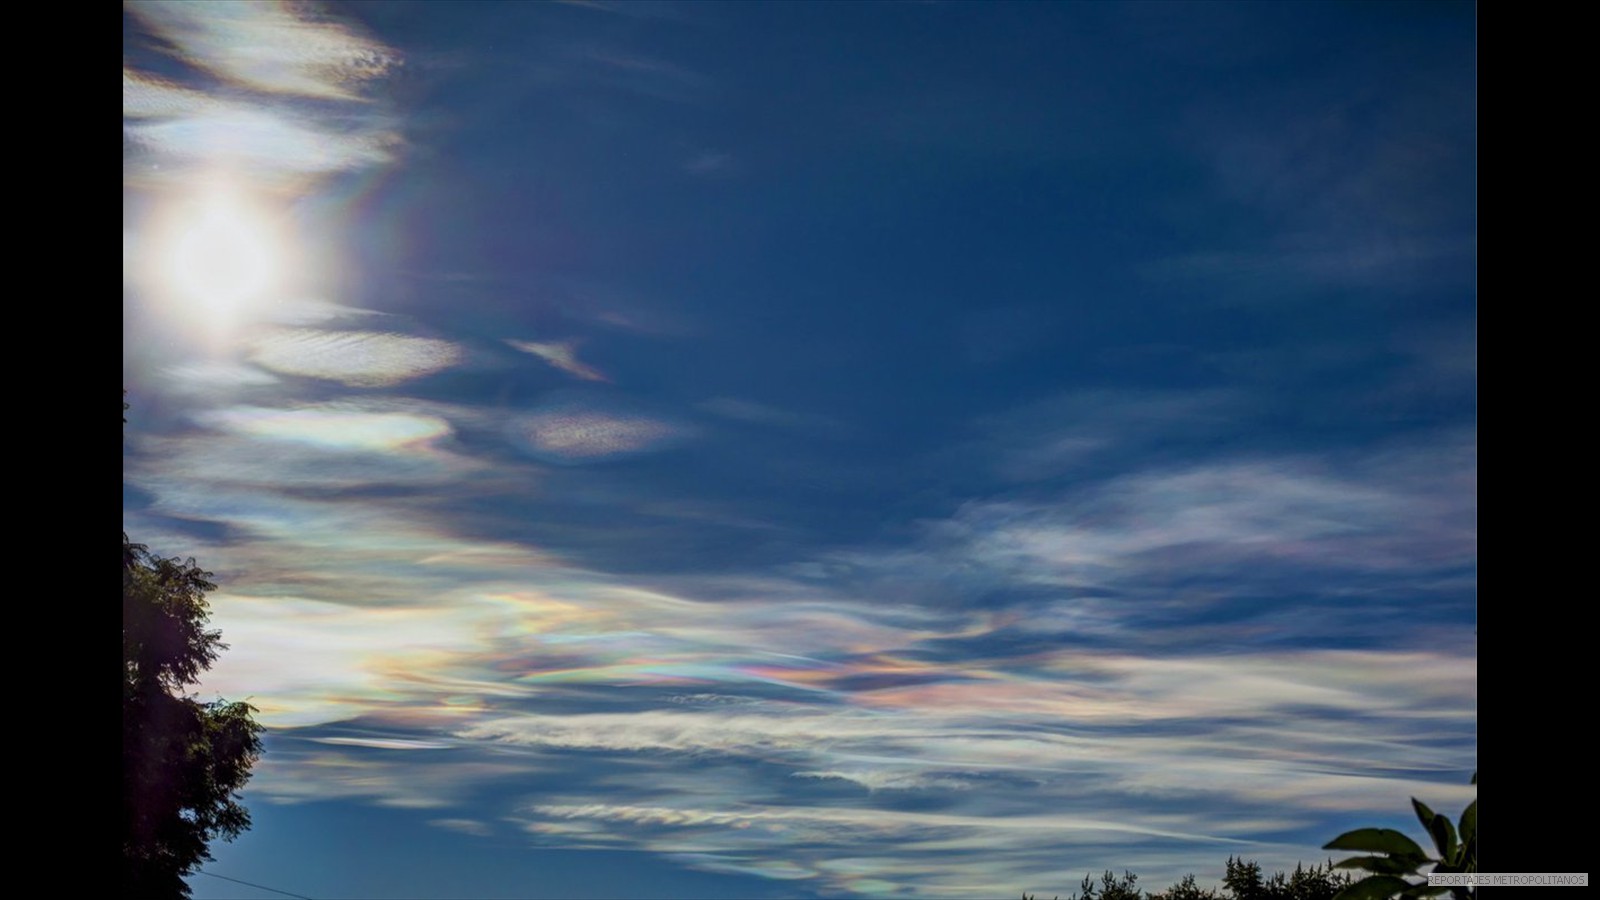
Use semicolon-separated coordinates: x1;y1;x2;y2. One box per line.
123;533;264;898
1322;773;1477;900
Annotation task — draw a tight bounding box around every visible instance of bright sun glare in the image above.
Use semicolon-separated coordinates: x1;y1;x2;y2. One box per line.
149;183;290;342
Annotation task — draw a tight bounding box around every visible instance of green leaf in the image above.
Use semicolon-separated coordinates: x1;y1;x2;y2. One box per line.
1333;855;1425;876
1324;829;1430;860
1457;799;1476;848
1333;875;1421;900
1470;772;1476;786
1398;886;1450;899
1411;798;1438;834
1458;833;1477;873
1427;813;1458;863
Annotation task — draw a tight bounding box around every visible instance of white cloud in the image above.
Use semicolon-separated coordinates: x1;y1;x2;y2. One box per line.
879;436;1478;604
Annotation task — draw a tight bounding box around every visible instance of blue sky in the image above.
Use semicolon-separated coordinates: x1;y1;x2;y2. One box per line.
122;2;1476;897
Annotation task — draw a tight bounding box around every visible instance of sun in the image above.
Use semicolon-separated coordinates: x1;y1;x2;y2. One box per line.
170;193;276;308
144;181;293;343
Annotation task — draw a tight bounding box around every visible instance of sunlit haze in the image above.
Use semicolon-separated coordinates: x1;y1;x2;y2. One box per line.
138;180;294;346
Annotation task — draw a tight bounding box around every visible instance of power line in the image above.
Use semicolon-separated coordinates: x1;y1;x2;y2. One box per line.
195;869;315;899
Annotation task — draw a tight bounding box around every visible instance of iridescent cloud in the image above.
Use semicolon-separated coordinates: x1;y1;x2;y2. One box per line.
159;360;280;393
125;104;398;183
506;339;610;382
123;69;222;119
247;328;463;386
124;2;402;189
125;371;1471;899
512;408;686;464
199;404;453;452
126;0;400;101
165;499;1470;897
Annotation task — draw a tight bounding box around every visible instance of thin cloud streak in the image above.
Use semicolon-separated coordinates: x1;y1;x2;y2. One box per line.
507;339;611;382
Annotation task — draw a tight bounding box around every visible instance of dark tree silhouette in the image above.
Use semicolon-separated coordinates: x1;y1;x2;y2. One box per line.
1028;858;1351;900
1222;858;1266;899
124;440;263;896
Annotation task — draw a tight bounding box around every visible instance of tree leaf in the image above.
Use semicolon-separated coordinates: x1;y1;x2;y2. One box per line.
1333;855;1425;876
1427;813;1458;863
1457;799;1476;848
1411;798;1438;835
1324;829;1429;860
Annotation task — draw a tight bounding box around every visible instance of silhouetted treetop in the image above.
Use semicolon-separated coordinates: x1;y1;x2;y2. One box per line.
123;529;263;897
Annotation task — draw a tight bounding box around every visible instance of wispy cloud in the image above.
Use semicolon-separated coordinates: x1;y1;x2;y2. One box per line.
215;600;1471;893
684;150;733;175
1147;48;1475;301
145;426;1470;891
127;0;400;101
126;368;1472;897
199;404;453;452
248;733;535;810
698;397;847;437
124;2;403;188
506;339;610;382
508;398;692;464
247;328;463;386
124;102;399;184
158;360;280;395
942;452;1473;587
123;69;222;119
1145;236;1476;295
879;401;1476;636
964;388;1245;482
556;0;689;20
578;49;712;104
429;818;496;837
